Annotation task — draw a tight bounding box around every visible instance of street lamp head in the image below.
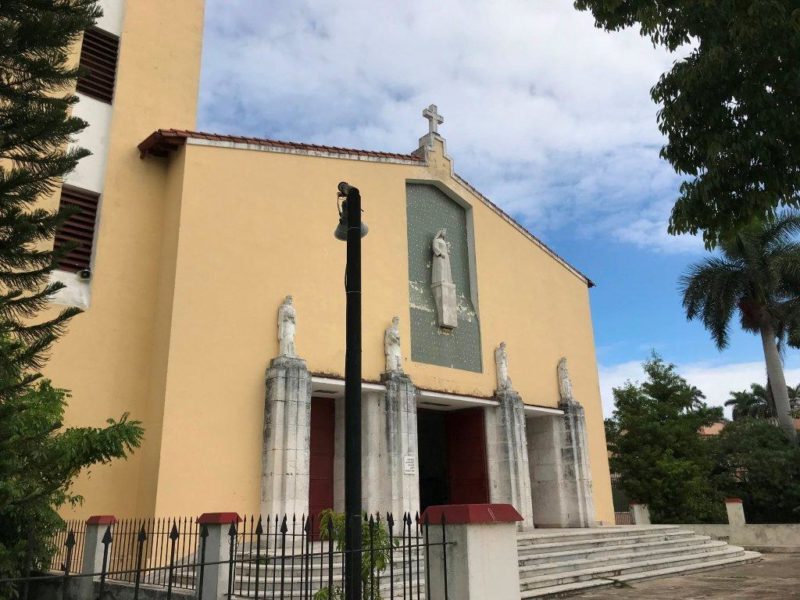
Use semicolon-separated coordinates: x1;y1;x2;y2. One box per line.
334;182;368;240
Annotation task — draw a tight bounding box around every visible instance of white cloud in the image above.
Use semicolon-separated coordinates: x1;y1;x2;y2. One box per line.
599;359;800;418
199;0;700;254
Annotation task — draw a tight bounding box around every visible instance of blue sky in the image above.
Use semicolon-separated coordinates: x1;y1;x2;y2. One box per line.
196;0;800;416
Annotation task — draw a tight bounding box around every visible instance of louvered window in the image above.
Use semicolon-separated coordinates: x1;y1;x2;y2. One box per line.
54;187;100;273
76;27;119;104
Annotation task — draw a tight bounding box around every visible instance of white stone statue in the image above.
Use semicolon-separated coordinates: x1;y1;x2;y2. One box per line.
558;357;574;401
431;229;458;329
384;316;403;372
432;229;453;285
495;342;512;390
278;295;296;357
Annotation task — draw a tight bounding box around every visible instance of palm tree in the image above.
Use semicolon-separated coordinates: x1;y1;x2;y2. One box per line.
680;212;800;442
724;383;774;420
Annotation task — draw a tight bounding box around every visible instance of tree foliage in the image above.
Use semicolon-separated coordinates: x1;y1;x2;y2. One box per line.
724;383;775;420
574;0;800;246
607;355;724;523
0;0;143;590
712;419;800;523
680;212;800;440
314;510;395;600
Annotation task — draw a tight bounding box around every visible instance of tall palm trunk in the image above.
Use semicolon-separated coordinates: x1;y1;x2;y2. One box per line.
760;324;798;443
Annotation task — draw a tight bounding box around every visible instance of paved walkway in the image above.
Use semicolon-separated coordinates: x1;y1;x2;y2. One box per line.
571;553;800;599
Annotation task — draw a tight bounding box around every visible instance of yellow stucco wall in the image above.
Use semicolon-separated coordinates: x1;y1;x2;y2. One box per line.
48;1;613;525
46;0;205;517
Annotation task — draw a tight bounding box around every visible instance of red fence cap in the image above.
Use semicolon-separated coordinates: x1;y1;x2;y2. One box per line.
86;515;117;525
420;504;523;525
197;512;242;525
725;497;743;504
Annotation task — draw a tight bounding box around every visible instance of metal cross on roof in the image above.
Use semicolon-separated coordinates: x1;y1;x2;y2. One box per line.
422;104;444;136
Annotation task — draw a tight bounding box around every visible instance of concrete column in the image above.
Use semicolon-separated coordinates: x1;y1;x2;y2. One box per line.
197;512;241;600
76;515;115;599
261;355;312;518
485;390;534;529
423;504;523;600
346;374;420;518
630;503;651;525
725;498;746;528
527;399;595;527
381;372;420;517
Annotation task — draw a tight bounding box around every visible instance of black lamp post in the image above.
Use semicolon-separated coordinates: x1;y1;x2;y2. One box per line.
335;181;367;600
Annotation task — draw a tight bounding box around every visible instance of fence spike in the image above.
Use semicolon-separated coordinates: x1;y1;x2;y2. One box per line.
65;531;76;549
102;526;113;545
255;516;264;535
138;524;147;543
169;522;179;541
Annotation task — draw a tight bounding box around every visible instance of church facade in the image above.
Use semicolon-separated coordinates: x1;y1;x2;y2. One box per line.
48;0;614;527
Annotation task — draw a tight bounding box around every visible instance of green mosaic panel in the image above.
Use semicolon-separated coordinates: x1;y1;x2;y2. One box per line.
406;183;482;372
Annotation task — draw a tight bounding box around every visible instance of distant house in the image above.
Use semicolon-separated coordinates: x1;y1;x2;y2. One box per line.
699;419;800;436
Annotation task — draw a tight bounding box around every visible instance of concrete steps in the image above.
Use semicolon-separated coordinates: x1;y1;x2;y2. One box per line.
517;525;761;598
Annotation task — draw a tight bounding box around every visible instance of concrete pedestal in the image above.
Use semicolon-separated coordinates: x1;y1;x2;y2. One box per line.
726;498;746;528
75;515;116;599
485;389;534;529
527;399;595;527
197;513;241;600
631;503;651;525
261;355;312;518
423;504;523;600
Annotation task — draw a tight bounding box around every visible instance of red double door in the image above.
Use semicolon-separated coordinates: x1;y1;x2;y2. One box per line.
445;408;490;505
309;398;335;537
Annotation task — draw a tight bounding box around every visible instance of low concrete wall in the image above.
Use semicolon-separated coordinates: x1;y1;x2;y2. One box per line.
677;523;800;553
30;578;194;600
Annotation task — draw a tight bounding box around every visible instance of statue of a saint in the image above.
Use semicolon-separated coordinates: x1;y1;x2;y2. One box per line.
278;295;296;357
495;342;512;390
432;229;453;285
384;316;403;372
431;229;458;328
557;357;573;401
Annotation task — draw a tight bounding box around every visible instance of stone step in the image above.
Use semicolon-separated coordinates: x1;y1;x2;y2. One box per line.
519;546;746;592
518;529;695;555
232;577;425;599
517;525;679;545
231;556;422;578
519;534;713;566
520;550;761;598
519;539;729;577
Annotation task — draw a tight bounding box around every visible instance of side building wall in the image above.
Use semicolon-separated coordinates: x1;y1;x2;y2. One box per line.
46;0;205;518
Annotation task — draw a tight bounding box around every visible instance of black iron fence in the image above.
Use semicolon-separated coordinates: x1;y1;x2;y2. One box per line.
4;511;450;600
48;519;86;573
105;516;201;590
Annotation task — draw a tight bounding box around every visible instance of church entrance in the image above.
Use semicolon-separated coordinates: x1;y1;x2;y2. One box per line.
417;407;490;511
309;397;335;537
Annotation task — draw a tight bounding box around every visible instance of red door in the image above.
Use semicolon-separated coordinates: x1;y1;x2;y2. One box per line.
445;408;490;504
309;398;335;537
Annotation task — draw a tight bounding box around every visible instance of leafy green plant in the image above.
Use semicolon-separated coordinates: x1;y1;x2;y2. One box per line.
314;510;397;600
606;355;725;524
574;0;800;246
